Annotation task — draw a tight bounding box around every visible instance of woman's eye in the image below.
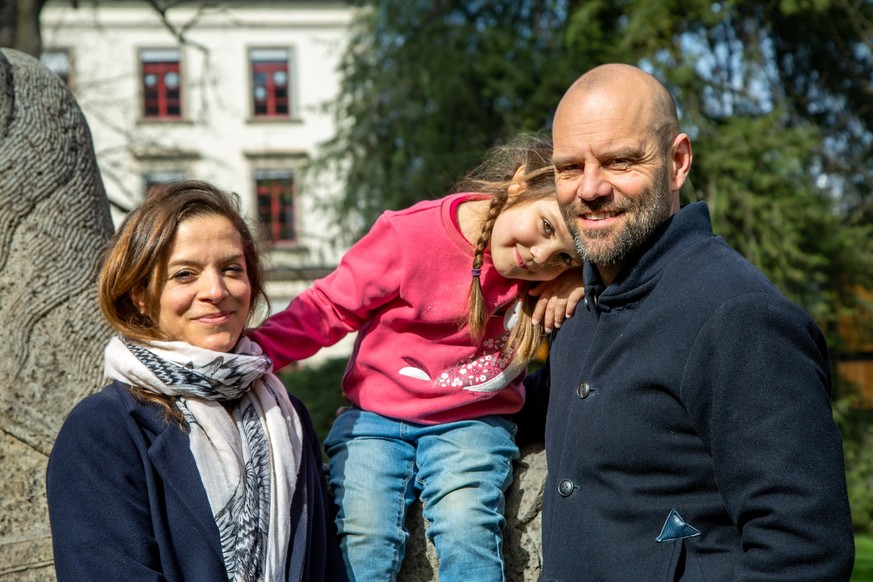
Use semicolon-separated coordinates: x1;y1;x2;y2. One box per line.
171;269;195;282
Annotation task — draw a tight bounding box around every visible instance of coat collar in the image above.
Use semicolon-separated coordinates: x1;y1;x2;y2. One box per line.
122;384;225;564
583;202;715;312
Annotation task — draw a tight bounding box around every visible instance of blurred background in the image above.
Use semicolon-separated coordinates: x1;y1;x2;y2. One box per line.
3;0;872;577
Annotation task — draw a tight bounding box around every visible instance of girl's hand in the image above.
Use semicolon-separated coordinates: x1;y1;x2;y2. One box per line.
528;268;584;333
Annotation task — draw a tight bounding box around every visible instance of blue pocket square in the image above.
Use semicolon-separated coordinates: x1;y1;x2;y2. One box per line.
655;508;701;542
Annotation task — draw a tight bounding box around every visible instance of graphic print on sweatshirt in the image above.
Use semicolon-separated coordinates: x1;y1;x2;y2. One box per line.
397;300;525;393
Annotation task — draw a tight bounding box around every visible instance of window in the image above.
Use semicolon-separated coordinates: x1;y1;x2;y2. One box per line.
142;170;186;197
250;49;291;118
41;49;72;87
140;49;182;119
255;170;296;243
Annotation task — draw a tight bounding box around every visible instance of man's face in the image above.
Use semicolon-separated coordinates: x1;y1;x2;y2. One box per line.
552;89;677;269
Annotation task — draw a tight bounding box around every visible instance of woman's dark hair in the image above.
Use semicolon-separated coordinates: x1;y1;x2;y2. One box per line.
99;179;267;342
98;180;267;424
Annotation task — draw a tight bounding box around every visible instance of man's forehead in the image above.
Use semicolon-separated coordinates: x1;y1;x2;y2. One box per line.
553;123;649;158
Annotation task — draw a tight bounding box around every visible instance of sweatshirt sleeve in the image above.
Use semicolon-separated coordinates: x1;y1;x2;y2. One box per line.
250;214;404;371
682;292;854;581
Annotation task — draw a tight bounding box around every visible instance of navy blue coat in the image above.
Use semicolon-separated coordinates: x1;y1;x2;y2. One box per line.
535;203;854;581
46;381;346;582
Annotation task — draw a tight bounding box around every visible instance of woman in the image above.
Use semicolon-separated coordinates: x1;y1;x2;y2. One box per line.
46;180;343;581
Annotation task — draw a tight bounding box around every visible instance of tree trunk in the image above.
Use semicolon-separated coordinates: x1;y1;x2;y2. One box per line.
0;0;46;58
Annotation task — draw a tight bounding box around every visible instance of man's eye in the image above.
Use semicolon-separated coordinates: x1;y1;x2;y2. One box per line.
607;158;632;170
557;164;583;177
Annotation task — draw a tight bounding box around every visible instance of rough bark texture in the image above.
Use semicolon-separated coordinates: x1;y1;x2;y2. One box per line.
0;48;113;580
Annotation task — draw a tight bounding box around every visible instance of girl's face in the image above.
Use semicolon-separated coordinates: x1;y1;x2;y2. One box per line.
489;198;581;281
137;214;252;352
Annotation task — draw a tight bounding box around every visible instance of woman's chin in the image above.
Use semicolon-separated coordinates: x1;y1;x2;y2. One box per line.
184;333;240;353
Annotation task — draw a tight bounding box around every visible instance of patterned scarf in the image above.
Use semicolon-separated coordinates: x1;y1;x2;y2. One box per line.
104;335;303;581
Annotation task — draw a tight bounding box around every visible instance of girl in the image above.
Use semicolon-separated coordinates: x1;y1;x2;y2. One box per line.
249;134;581;581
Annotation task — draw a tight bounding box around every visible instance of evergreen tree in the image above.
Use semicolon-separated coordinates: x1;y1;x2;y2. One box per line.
317;0;873;371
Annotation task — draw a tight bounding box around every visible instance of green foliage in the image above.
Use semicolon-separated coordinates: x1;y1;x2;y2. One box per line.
834;398;873;535
278;357;350;449
854;534;873;581
314;0;585;245
317;0;873;377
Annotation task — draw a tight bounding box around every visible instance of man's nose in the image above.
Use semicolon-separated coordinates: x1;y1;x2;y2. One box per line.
578;165;611;201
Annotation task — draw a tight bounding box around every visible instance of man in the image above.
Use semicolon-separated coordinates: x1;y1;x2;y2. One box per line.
538;63;854;580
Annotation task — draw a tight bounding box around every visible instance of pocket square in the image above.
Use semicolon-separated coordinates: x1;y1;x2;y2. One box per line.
655;508;701;542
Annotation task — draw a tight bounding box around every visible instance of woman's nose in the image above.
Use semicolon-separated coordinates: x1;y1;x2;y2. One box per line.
199;271;229;302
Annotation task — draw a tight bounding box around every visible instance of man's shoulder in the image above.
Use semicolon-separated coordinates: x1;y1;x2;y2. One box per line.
670;235;780;297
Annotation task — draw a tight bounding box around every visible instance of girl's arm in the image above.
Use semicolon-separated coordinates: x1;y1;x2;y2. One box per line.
528;267;584;332
250;214;404;371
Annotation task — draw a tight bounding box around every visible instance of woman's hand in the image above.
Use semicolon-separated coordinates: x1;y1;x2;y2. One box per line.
528;268;584;333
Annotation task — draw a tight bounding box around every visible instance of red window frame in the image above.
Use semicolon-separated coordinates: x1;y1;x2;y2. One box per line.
251;52;290;117
256;173;296;243
141;56;182;119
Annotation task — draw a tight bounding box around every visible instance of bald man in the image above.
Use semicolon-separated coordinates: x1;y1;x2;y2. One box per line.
535;64;854;580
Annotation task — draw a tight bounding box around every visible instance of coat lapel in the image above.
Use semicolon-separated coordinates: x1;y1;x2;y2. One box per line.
133;406;225;564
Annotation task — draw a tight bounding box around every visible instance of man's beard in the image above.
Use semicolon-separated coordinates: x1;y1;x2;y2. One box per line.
560;164;673;267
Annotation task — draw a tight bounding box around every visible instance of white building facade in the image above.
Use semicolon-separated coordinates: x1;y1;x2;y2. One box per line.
40;0;357;362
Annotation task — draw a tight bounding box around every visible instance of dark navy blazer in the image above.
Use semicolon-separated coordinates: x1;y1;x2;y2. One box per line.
47;381;346;581
532;203;854;581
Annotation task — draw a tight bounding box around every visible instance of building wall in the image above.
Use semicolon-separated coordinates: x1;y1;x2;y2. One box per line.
40;0;358;364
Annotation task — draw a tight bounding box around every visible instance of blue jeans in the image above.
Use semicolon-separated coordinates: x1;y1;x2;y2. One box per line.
324;409;519;582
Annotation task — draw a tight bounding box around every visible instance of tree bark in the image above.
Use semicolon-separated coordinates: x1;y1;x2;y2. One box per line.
0;0;46;58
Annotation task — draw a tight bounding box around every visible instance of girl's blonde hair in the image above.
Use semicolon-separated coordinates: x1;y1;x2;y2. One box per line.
456;133;557;365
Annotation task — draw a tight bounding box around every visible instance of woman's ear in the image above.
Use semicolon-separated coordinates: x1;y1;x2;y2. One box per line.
130;286;148;315
507;164;528;198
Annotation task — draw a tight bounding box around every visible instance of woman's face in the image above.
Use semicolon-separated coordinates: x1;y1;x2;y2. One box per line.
145;214;252;352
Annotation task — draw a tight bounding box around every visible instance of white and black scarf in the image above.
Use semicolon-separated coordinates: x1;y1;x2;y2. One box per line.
104;335;303;581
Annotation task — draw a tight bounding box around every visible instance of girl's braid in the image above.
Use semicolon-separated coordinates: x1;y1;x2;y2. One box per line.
468;192;510;338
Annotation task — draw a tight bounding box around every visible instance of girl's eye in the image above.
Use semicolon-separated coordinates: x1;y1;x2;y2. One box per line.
542;219;555;236
224;265;245;275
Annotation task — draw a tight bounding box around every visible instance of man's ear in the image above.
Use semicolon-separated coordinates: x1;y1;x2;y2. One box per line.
507;164;528;198
669;133;693;192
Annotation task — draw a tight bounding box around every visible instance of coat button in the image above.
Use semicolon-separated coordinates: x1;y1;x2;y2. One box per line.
576;381;592;399
558;479;574;497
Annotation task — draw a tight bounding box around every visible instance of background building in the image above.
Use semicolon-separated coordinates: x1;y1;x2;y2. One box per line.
40;0;357;363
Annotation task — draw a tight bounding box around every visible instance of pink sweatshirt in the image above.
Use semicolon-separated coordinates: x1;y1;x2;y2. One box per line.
250;193;527;425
